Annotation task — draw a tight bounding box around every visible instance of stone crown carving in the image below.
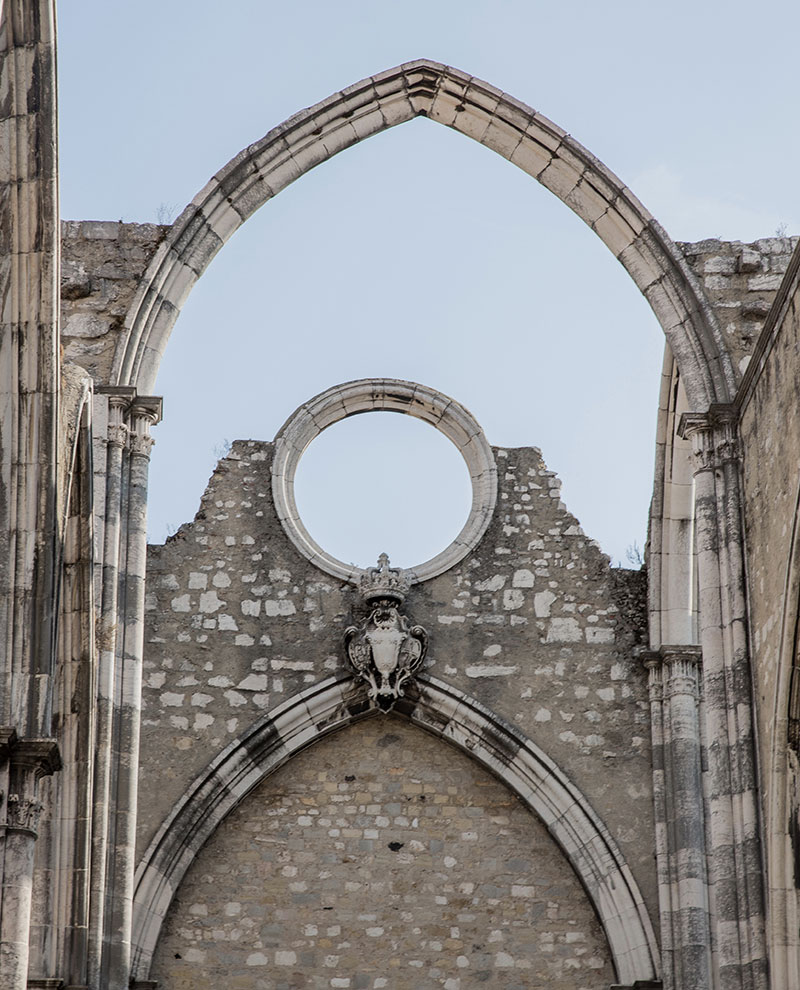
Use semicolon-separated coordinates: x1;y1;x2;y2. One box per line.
345;555;428;710
359;552;411;604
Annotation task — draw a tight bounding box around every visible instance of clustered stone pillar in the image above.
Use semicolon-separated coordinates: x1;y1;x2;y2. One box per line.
87;391;161;990
680;406;768;990
107;399;159;989
0;3;62;989
87;390;132;989
644;646;711;990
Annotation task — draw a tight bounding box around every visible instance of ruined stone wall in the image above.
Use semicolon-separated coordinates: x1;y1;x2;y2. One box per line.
55;227;796;393
739;250;800;803
60;221;166;383
736;242;800;980
139;435;657;973
53;223;798;405
678;236;798;379
149;717;615;990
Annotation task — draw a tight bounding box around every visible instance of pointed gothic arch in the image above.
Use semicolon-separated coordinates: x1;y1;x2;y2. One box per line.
113;59;732;409
131;674;660;986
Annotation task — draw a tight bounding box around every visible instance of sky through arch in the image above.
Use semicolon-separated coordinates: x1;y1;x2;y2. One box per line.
145;120;664;564
57;1;800;565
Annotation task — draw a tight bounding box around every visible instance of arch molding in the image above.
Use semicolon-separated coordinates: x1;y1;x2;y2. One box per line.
131;674;660;985
113;59;732;409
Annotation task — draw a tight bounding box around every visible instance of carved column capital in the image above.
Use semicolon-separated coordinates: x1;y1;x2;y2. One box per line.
128;396;162;460
99;387;136;448
2;738;61;836
660;645;703;699
678;404;739;473
128;430;154;458
638;649;664;702
640;646;703;700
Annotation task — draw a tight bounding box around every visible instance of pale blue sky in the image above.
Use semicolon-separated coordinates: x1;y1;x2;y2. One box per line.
58;2;800;567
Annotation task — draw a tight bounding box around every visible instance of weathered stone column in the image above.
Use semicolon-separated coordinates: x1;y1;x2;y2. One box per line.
644;646;710;990
0;0;60;734
87;390;131;990
26;401;96;988
104;397;160;990
643;653;673;983
0;740;61;989
0;4;62;988
680;407;767;990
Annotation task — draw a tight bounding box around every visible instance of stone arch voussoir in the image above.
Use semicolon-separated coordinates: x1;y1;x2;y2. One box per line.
131;674;660;985
114;59;733;409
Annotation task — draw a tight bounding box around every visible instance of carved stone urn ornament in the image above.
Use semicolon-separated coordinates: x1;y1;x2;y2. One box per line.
344;554;428;710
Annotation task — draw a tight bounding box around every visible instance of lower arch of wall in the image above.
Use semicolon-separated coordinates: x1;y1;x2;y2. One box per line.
132;675;659;985
151;715;617;987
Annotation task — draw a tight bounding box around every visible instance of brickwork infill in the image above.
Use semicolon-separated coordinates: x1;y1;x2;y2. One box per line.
150;717;614;990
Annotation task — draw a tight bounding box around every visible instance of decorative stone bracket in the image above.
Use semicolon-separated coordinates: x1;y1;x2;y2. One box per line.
344;555;428;710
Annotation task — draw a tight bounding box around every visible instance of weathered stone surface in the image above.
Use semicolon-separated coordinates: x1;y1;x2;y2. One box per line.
738;245;800;981
150;718;615;990
6;25;800;986
139;437;657;934
679;236;799;378
60;221;167;383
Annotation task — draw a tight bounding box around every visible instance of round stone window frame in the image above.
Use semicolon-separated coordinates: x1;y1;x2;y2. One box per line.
271;379;498;586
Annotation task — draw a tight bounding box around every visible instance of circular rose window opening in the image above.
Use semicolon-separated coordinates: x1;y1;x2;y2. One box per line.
271;380;497;585
294;411;472;570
